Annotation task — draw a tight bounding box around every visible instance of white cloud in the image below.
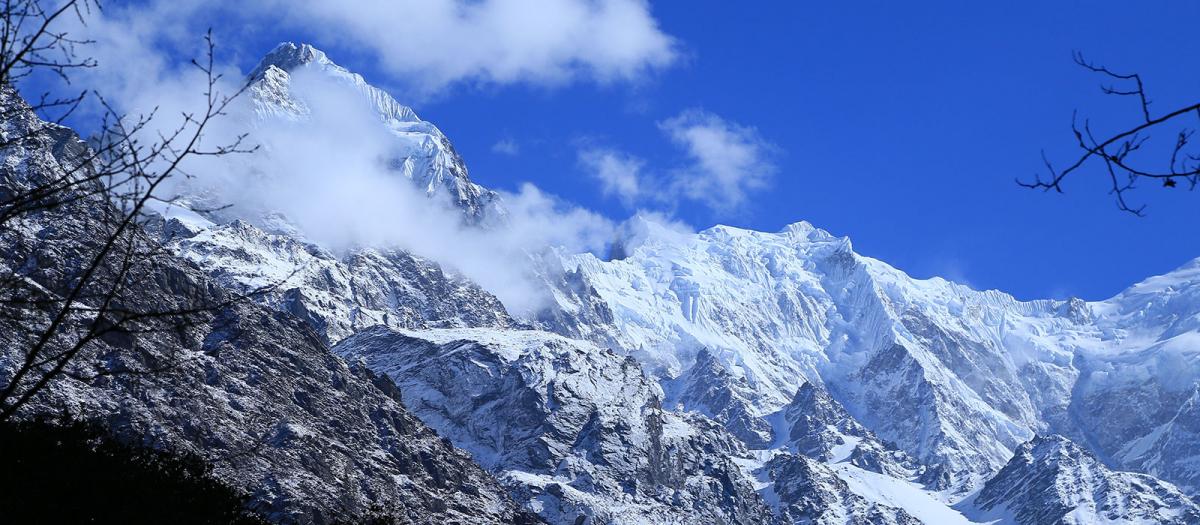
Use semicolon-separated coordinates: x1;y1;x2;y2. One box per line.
277;0;678;95
74;0;677;99
578;148;644;206
578;109;776;215
49;2;236;131
659;109;776;213
176;66;615;315
491;138;520;156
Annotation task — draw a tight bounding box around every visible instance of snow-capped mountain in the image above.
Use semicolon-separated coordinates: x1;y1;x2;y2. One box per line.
553;219;1037;488
246;42;501;221
160;42;519;345
0;87;532;524
551;216;1200;500
122;42;1200;523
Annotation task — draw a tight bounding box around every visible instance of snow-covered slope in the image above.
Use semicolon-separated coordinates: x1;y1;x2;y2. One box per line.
162;217;514;344
246;42;501;221
1073;260;1200;496
551;216;1200;500
970;435;1200;524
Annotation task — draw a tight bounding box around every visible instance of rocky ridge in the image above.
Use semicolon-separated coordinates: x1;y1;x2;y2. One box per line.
334;326;772;524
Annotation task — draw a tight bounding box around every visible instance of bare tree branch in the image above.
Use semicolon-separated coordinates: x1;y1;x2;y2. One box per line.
1020;51;1200;214
0;16;273;423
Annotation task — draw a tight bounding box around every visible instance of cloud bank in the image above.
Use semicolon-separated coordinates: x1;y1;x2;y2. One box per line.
65;0;678;101
177;68;615;315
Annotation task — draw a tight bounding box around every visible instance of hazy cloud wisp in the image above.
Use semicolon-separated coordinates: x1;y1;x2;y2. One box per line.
579;109;777;216
659;109;777;213
578;148;644;207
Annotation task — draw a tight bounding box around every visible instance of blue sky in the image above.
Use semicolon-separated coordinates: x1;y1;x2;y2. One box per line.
69;1;1200;300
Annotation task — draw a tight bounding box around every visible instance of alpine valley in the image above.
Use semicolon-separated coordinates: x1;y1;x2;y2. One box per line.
3;42;1199;525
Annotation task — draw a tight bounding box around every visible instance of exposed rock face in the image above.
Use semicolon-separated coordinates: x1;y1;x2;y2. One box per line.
0;87;529;524
334;326;772;525
973;435;1200;525
766;453;921;525
780;382;915;479
666;348;774;448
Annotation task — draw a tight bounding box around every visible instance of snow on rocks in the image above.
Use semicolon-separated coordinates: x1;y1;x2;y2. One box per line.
551;217;1200;500
334;326;772;524
970;435;1200;525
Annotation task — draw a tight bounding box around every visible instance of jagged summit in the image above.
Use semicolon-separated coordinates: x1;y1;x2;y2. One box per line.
972;435;1200;524
248;42;334;80
698;221;839;245
247;41;423;125
779;219;838;243
237;41;500;220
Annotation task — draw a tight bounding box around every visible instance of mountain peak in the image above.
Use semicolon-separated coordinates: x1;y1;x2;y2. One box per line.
249;42;334;81
973;434;1200;524
1021;433;1087;460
